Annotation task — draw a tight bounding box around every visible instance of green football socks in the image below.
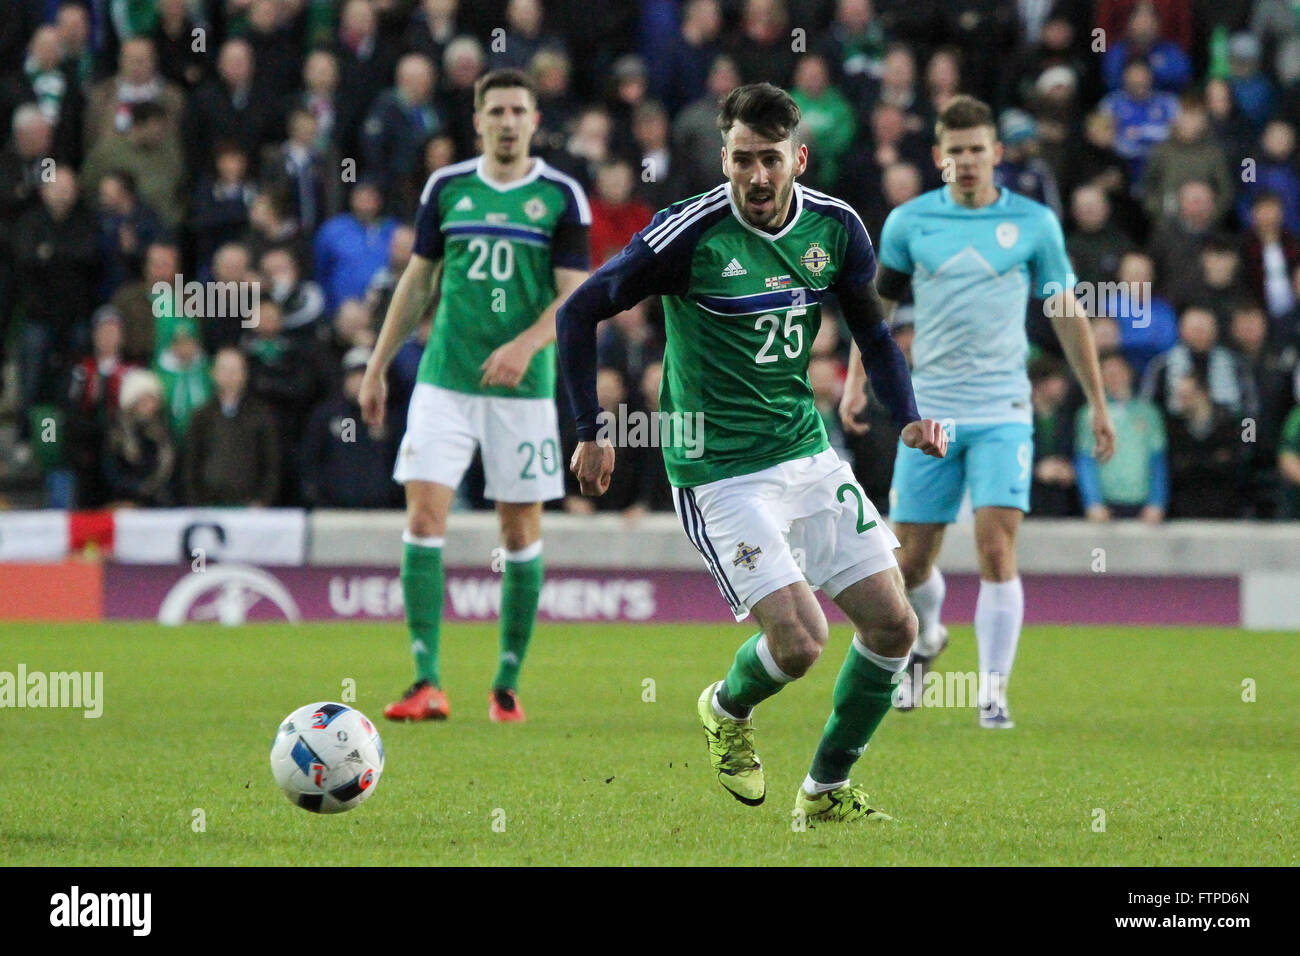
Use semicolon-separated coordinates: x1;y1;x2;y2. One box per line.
492;543;544;692
807;635;907;790
401;534;444;686
716;632;793;719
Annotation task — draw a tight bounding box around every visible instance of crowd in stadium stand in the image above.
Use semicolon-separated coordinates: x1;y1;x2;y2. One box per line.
2;0;1299;520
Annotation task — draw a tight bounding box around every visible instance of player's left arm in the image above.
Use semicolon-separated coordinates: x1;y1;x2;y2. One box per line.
1036;210;1116;464
479;266;589;388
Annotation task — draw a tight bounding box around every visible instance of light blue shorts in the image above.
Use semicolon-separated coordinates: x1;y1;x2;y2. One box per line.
889;421;1034;524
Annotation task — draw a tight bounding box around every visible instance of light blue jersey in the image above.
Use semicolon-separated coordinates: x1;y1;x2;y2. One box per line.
878;186;1075;426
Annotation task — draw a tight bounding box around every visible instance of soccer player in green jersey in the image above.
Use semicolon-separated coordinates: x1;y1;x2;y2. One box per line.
557;84;948;822
360;69;591;723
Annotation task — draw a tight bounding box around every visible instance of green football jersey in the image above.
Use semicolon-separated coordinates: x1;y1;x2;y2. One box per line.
412;157;591;398
583;182;879;486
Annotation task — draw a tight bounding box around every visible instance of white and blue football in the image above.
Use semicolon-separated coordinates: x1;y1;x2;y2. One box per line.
270;702;384;814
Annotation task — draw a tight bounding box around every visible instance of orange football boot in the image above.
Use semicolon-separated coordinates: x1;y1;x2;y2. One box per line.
384;681;450;721
488;688;526;723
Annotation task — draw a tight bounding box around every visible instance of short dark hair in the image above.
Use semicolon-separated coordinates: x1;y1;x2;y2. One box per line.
934;94;995;140
717;82;801;144
474;68;536;111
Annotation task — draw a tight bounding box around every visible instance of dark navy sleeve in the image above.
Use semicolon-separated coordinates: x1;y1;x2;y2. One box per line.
838;281;921;430
549;175;593;272
557;210;695;441
412;174;446;260
832;206;878;292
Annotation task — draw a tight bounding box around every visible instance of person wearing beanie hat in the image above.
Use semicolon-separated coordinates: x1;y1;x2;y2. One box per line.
104;367;177;507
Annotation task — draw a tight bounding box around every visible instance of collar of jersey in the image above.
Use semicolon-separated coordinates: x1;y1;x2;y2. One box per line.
727;181;804;241
475;156;544;192
939;185;1010;210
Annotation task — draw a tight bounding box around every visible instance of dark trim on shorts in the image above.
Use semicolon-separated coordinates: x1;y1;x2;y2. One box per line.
674;487;743;613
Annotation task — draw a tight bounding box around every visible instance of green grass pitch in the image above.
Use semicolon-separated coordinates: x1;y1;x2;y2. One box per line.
2;621;1295;866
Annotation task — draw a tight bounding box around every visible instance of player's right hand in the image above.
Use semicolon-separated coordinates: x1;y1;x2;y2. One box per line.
359;369;387;428
901;418;948;458
570;440;615;496
839;385;870;436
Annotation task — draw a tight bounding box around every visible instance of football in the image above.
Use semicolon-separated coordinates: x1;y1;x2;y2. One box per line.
270;703;384;814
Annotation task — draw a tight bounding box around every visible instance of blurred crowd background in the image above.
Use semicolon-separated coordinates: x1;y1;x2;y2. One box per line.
2;0;1299;522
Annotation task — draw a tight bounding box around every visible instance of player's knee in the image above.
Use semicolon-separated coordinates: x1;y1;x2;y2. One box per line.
976;538;1015;577
769;617;828;678
407;511;445;539
879;604;919;659
897;553;932;590
500;527;536;552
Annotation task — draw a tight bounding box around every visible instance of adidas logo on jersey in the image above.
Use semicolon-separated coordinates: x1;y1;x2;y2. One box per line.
721;258;747;277
454;196;474;211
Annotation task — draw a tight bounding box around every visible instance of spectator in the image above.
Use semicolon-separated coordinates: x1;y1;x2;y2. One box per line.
821;0;888;94
672;55;740;198
65;306;135;508
185;39;268;170
361;54;444;214
1174;234;1246;324
364;226;415;328
1066;185;1129;287
262;245;327;339
55;2;94;91
0;25;85;168
152;0;209;91
860;160;922;242
84;36;185;150
247;188;308;266
191;142;257;272
153;317;212;446
1141;306;1258;417
95;169;163;302
332;0;402;158
1229;302;1295;470
1100;1;1192;93
314;181;398;313
242;297;323;505
871;44;921;128
1099;59;1179;184
1110;250;1178;377
14;169;99;412
491;0;566;73
1060;107;1143;239
1029;356;1078;517
1140;93;1232;224
1235;120;1300;236
1205;76;1252;174
650;0;722;115
184;347;279;506
200;242;256;355
1242;192;1300;329
922;46;962;120
1165;367;1246;518
1226;32;1275;133
588;159;652;267
790;54;856;191
405;0;463;71
439;36;488;161
1147;180;1220;300
289;49;341;153
529;49;579;163
103;368;176;508
301;346;398;508
1278;402;1300;518
111;241;180;365
994;109;1062;217
245;0;303;105
630;101;681;212
727;0;797;88
0;104;51;226
262;108;337;236
81;100;186;228
1076;350;1168;523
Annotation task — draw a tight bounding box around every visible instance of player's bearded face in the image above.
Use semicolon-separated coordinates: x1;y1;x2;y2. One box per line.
724;125;807;229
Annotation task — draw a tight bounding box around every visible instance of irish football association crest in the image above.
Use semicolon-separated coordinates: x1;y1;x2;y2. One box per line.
524;197;547;221
800;242;830;274
733;542;763;571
